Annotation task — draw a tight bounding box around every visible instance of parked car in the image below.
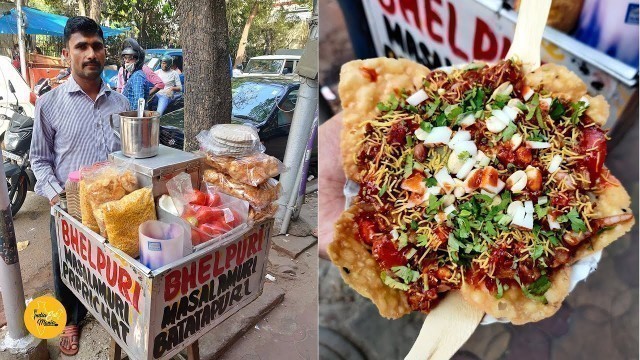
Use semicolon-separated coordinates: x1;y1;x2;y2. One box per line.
0;56;36;140
159;76;316;172
238;55;300;77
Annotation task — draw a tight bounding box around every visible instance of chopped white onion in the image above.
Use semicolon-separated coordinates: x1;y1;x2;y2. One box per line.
444;204;456;216
548;154;563;173
503;106;519;121
511;207;533;229
475;151;491;168
507;201;524;217
579;96;590;107
435;212;447;224
486;115;508;133
454;186;465;198
406;89;429;106
491;82;513;99
510;133;523;150
441;194;456;207
453;140;478;157
464;169;483;193
482;179;505;194
506;170;527;193
414;127;429;141
539;97;552;111
434;167;455;194
390;229;399;240
523;86;534;101
447;153;465;174
538;196;548;205
456;158;476;179
507;98;524;109
458;113;476;128
492;109;511;125
427;185;443;196
547;215;561;230
424;126;452;146
526;141;551;149
448;130;471;149
524;201;534;214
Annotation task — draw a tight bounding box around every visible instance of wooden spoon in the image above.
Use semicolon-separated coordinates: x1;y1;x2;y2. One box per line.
404;1;552;359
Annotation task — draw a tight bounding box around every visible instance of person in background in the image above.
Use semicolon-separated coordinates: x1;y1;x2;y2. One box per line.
30;16;129;356
153;55;182;115
120;45;150;110
116;38;164;96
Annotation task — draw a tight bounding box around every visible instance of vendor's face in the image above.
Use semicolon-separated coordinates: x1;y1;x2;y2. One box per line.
62;32;105;81
161;61;169;71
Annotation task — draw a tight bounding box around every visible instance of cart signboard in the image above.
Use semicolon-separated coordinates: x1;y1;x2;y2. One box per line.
54;206;273;360
361;0;638;128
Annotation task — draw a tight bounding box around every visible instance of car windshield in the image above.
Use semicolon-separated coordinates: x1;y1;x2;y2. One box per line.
232;80;283;124
244;59;284;74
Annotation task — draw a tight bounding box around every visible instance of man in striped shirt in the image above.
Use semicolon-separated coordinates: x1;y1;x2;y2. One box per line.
30;16;129;356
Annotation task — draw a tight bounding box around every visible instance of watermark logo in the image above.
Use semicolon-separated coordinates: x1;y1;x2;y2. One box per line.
24;295;66;339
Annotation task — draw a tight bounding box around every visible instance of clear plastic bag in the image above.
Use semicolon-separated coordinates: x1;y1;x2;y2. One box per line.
166;173;250;246
79;161;138;234
203;152;286;186
202;168;281;210
249;202;279;222
196;124;265;157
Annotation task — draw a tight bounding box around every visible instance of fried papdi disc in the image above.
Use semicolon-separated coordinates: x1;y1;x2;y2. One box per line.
460;267;571;325
525;63;587;103
327;204;411;319
339;58;430;182
574;174;635;261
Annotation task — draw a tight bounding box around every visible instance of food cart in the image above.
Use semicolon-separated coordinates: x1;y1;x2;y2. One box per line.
53;145;274;360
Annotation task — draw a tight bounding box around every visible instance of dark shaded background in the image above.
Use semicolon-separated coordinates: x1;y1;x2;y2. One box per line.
318;1;639;359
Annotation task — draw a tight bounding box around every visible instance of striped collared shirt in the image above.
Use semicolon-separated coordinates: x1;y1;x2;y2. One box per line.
30;75;130;200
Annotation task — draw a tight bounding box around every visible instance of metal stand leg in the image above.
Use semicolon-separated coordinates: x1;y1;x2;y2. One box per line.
187;340;200;360
110;339;126;360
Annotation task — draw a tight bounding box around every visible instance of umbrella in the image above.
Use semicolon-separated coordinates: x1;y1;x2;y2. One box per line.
0;7;128;37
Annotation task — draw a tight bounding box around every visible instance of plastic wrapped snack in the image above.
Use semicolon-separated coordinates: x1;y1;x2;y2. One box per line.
101;187;156;258
79;162;138;234
204;152;285;186
249;202;279;222
203;168;280;210
196;124;265;157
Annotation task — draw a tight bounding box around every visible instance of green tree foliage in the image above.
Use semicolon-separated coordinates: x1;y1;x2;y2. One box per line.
226;0;310;64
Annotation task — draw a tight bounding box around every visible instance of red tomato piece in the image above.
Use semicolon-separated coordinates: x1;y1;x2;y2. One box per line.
195;207;224;225
206;193;222;207
189;190;209;206
355;217;377;246
191;229;202;245
372;238;407;269
579;127;607;183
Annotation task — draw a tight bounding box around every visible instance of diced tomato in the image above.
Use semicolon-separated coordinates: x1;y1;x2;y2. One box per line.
386;122;408;146
372;238;407;269
206;193;222;207
195;207;224;225
191;229;202;245
190;190;209;206
198;221;231;238
356;217;378;246
579;127;607;183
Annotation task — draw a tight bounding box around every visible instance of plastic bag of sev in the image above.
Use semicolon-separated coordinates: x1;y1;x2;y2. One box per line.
100;187;156;258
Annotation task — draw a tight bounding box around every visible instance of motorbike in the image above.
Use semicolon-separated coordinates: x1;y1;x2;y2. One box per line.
2;80;35;216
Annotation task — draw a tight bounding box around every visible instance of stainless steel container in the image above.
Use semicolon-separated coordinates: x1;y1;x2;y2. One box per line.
110;111;160;158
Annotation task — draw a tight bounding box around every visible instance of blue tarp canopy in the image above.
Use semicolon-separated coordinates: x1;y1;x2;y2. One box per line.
0;7;127;37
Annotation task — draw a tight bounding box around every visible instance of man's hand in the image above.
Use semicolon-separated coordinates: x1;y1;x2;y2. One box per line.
50;195;59;206
318;113;346;259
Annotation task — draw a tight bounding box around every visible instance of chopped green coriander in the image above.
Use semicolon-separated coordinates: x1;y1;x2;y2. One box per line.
425;177;439;188
398;232;408;249
531;244;544;260
381;271;410;291
458;151;472;161
570;101;589;124
534;204;548;219
528;275;551;296
406;135;414;147
549;98;566;120
404;154;414;178
392;266;420;284
417;234;429;247
420;121;433;133
378;184;388;197
502;122;518;141
495;279;504;299
410;220;419;230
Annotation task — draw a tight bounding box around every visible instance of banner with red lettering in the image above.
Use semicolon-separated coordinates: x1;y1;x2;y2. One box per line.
149;220;271;360
363;0;635;127
56;211;149;360
55;207;273;360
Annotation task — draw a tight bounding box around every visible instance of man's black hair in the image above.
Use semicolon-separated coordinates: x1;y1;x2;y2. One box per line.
64;16;104;47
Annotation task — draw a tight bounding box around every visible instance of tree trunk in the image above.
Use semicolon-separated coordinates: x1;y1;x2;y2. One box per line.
89;0;103;22
234;2;259;68
178;0;232;152
78;0;87;16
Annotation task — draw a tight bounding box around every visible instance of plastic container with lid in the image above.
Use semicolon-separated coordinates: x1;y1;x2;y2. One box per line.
65;170;81;220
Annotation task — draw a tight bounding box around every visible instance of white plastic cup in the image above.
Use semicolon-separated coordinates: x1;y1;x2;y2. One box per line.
138;220;184;270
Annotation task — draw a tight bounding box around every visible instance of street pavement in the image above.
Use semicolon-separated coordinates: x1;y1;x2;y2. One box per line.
0;188;318;359
318;1;639;359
